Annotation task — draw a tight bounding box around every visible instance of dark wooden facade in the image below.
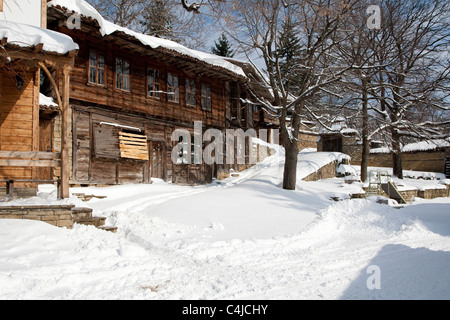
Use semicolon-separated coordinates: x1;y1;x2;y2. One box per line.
47;5;276;186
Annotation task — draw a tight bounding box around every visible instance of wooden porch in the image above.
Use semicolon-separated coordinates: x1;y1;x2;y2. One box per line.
0;23;77;199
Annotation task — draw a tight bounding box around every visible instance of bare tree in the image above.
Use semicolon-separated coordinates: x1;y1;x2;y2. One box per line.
333;0;382;182
88;0;147;29
201;0;360;190
87;0;211;47
367;0;450;178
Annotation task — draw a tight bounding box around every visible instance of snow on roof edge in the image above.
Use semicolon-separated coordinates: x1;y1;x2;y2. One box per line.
0;20;79;54
370;139;450;154
48;0;246;78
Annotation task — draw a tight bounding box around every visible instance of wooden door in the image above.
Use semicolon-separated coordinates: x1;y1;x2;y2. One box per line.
37;117;53;180
151;141;164;179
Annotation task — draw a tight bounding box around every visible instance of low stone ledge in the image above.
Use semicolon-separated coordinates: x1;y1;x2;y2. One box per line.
0;205;75;228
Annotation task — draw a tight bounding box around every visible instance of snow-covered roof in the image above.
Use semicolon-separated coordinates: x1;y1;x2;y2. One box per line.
0;20;78;55
39;93;60;110
48;0;246;78
370;139;450;154
402;139;450;153
340;128;358;135
319;126;357;136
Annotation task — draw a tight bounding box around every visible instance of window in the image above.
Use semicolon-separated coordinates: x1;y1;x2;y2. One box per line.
119;131;149;161
147;68;160;99
116;58;130;91
186;78;196;106
89;51;105;85
93;123;148;160
167;73;179;103
201;84;211;111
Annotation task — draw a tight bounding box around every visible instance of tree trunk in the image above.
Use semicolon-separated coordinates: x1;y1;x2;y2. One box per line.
391;129;403;178
361;132;370;182
360;78;369;182
283;138;299;190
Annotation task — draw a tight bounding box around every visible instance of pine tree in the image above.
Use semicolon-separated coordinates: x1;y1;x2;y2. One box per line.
211;33;235;57
278;20;302;92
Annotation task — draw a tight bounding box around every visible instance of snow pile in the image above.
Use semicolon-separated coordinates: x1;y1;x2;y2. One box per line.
39;93;59;108
1;195;449;299
0;142;449;299
296;150;350;180
48;0;245;78
0;20;79;54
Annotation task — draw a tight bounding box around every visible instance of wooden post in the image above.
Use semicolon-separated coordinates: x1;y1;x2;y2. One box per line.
41;0;47;28
32;69;40;182
60;67;71;198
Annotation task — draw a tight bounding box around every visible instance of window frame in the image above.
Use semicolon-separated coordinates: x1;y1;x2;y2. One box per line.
88;50;105;86
201;83;212;111
147;67;161;99
115;57;131;92
167;73;180;103
185;78;196;107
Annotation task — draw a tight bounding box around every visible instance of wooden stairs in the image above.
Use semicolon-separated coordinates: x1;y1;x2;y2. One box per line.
71;207;117;233
365;170;406;204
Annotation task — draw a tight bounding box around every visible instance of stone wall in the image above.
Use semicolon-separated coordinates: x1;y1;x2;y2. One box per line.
338;143;448;175
302;161;337;181
0;205;74;228
366;184;450;202
298;132;318;151
366;151;447;173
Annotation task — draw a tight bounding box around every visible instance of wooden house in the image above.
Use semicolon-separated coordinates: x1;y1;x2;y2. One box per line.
0;0;77;199
46;0;277;186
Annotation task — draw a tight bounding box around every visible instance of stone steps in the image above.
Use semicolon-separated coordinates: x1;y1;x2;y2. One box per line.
71;207;117;233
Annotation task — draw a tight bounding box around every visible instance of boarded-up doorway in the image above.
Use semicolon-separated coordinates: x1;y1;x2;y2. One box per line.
151;141;165;180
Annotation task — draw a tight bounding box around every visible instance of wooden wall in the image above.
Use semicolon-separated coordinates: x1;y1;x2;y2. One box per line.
49;27;235;185
58;28;228;130
0;68;39;182
70;106;213;185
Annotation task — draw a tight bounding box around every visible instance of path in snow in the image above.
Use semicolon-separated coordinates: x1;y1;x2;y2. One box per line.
1;147;449;299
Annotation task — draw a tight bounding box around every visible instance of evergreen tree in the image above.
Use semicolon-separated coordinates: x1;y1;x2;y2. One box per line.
140;0;176;39
278;20;303;92
211;33;235;57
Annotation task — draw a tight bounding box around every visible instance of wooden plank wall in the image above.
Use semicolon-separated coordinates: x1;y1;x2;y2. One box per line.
53;27;234;185
0;69;38;182
63;30;228;130
70;105;216;185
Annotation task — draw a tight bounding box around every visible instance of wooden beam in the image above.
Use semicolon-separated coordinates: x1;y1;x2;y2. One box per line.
41;0;47;29
0;151;61;160
0;50;75;69
33;43;44;53
37;61;63;109
32;69;40;177
60;67;71;198
0;159;60;167
59;67;71;199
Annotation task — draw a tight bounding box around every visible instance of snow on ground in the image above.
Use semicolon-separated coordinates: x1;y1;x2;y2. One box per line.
0;146;449;300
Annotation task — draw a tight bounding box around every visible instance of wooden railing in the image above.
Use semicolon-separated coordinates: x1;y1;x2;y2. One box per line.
0;151;61;167
0;151;62;199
